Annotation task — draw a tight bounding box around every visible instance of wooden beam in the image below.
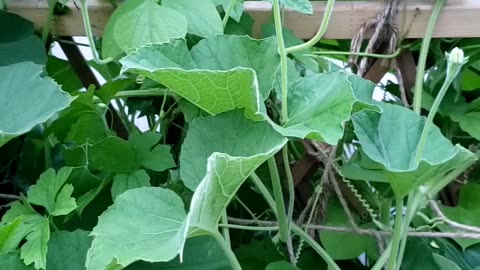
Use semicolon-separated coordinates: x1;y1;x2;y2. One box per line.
7;0;480;39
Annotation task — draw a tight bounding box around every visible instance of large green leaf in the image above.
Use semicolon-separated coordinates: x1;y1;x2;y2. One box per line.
0;62;73;146
279;0;313;15
86;187;188;270
235;239;285;270
281;71;376;145
121;41;265;120
101;0;143;59
46;230;92;270
180;110;287;192
163;0;223;38
266;261;299;270
349;103;477;198
433;254;463;270
210;0;244;22
439;184;480;250
27;167;77;216
190;35;280;99
126;236;230;269
113;0;187;53
0;251;35;270
0;12;46;66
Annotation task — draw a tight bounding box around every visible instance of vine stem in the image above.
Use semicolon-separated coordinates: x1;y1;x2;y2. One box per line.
387;199;404;270
272;0;289;123
222;0;236;27
221;210;231;246
412;0;446;114
309;47;402;59
210;230;242;270
414;54;463;164
42;0;57;45
79;0;113;64
285;0;336;54
249;172;341;270
267;157;289;242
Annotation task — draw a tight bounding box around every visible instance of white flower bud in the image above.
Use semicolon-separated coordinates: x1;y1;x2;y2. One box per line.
447;47;465;64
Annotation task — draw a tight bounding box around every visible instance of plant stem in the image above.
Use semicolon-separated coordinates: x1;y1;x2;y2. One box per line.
113;100;134;133
0;0;5;10
282;147;295;231
272;0;289;123
79;0;113;64
309;47;402;59
267;157;289;242
221;210;231;246
291;224;341;270
415;76;458;165
394;193;424;270
222;0;236;27
211;231;242;270
219;223;279;231
371;242;393;270
249;173;277;214
412;0;446;114
285;0;336;54
248;175;341;270
42;0;57;45
387;199;404;270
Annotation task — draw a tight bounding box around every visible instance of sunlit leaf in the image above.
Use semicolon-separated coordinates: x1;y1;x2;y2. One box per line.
128;131;176;172
114;0;187;53
0;62;73;146
86;187;188;270
163;0;223;38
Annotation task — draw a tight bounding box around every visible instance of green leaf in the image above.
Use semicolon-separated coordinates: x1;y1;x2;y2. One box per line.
0;36;47;67
89;136;140;173
0;62;73;146
266;261;299;270
163;0;223;38
126;236;230;270
280;0;313;15
0;217;24;253
433;254;463;270
350;103;477;197
27;167;77;216
46;56;83;93
46;230;91;270
450;112;480;141
114;0;187;53
180;110;287;192
101;0;142;59
128;131;176;172
210;0;244;22
0;11;34;42
95;79;135;104
86;187;188;270
111;170;151;200
20;217;50;270
235;239;284;270
190;35;280;99
280;71;376;145
439;184;480;250
319;200;376;260
120;40;265;119
0;251;35;270
0;201;50;269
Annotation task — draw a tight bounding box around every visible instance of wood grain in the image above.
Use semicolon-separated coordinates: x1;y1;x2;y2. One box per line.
7;0;480;39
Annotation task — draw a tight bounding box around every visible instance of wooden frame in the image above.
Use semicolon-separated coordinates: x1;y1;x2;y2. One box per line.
7;0;480;39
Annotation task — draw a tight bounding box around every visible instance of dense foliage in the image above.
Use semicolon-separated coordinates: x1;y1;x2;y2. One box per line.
2;0;480;269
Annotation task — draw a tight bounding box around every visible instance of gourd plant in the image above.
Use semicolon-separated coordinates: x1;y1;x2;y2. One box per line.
2;0;480;270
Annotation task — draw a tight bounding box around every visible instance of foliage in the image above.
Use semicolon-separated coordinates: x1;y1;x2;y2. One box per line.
2;1;480;270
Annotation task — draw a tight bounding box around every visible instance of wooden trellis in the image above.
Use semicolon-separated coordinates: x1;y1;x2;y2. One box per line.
7;0;480;39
